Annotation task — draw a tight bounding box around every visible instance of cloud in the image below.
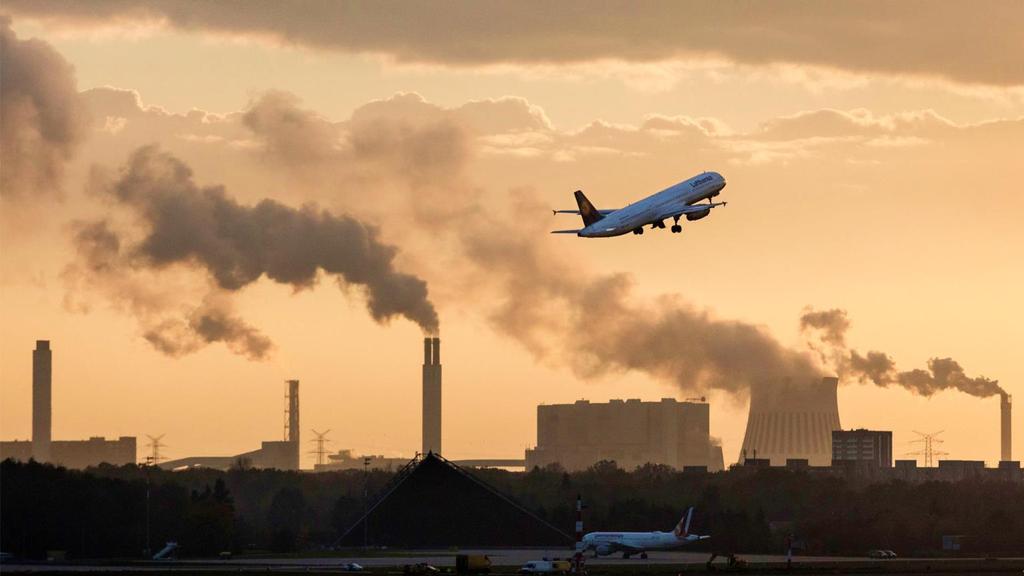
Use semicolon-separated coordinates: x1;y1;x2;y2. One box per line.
4;1;1024;86
0;16;85;200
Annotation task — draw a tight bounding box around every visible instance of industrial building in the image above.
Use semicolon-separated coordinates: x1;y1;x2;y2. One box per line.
0;340;137;469
313;449;411;472
158;380;300;471
422;337;442;455
739;376;841;466
832;429;893;467
525;398;721;471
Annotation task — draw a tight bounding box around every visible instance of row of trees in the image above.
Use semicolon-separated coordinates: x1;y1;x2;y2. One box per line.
3;458;1023;558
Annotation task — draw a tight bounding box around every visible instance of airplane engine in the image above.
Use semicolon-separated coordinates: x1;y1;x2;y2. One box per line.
595;544;613;556
686;208;711;221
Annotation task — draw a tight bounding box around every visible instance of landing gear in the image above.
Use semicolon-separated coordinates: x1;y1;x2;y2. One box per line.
632;227;644;235
652;220;665;229
671;225;682;233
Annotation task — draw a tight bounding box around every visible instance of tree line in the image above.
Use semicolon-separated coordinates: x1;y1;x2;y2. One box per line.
2;458;1022;558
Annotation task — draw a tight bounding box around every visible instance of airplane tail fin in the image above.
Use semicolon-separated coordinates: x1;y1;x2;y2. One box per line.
574;190;604;227
673;507;694;539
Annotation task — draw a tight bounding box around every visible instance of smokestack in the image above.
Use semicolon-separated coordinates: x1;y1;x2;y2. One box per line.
32;340;52;463
286;379;300;444
1001;393;1012;462
422;337;442;455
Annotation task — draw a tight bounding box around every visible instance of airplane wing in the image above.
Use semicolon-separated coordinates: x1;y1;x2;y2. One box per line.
669;201;727;218
552;209;618;215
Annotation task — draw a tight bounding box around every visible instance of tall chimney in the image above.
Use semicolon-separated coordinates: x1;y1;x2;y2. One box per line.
32;340;52;463
1001;393;1012;462
422;337;442;455
286;379;300;444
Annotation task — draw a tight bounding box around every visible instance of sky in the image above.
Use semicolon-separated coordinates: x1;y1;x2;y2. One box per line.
1;1;1023;469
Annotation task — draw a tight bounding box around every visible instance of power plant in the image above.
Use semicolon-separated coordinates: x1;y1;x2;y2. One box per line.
739;376;841;466
422;336;442;455
1;340;136;469
1002;392;1013;462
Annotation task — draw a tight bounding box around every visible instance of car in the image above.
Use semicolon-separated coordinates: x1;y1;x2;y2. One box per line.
882;550;898;558
867;549;895;559
341;563;364;571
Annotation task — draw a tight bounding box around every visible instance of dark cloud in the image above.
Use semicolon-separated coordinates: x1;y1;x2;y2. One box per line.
0;16;85;199
801;307;1002;398
4;1;1023;86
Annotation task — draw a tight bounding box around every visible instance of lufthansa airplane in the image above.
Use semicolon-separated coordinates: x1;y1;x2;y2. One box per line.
551;172;727;237
580;507;709;559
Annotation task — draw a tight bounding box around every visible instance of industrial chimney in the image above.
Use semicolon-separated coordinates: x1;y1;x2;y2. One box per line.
422;337;442;455
32;340;52;463
739;376;841;466
286;379;300;444
1001;392;1012;462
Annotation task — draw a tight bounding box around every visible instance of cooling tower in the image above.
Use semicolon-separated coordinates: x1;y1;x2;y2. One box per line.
739;376;841;466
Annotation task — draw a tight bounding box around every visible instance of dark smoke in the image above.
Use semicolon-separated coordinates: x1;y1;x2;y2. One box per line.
0;16;85;200
70;145;438;358
801;307;1002;398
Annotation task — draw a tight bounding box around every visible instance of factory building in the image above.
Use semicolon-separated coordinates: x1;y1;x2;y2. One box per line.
314;449;411;472
832;429;893;467
525;398;719;471
739;376;841;466
422;337;442;455
159;380;300;471
0;340;137;469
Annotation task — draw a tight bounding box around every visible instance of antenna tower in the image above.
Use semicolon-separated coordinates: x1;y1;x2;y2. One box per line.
310;429;331;467
907;430;948;467
145;434;166;465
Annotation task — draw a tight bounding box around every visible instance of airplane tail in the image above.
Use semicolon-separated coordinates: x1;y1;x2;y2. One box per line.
574;190;604;227
673;507;694;539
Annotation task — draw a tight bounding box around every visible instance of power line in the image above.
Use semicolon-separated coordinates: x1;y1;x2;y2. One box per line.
145;434;166;465
310;429;331;467
907;430;948;467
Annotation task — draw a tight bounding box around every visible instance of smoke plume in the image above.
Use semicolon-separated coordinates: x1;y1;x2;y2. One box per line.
0;17;85;200
68;145;438;358
800;307;1002;398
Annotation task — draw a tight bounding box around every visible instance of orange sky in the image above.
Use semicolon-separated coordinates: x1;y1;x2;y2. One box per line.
2;3;1022;468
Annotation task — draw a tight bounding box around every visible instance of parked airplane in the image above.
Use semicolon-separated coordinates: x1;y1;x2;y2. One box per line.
551;172;727;237
580;507;709;559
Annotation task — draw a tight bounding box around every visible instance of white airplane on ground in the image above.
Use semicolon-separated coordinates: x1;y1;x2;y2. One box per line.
551;172;727;237
580;507;709;559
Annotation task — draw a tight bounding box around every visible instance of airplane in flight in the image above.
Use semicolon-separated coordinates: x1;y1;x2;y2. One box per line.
580;507;709;559
551;172;727;237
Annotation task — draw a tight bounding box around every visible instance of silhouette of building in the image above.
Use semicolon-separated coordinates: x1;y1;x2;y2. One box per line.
159;381;300;471
338;453;571;547
525;398;717;471
739;376;841;466
0;340;137;469
422;337;442;455
313;449;411;472
832;429;893;467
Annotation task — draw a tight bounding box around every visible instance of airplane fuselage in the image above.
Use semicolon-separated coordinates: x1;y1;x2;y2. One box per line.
581;531;704;556
579;172;726;238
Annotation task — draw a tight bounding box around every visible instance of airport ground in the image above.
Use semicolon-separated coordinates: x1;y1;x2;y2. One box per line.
4;550;1024;575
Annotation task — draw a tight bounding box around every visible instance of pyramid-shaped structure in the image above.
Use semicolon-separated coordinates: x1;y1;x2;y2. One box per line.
338;453;572;547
